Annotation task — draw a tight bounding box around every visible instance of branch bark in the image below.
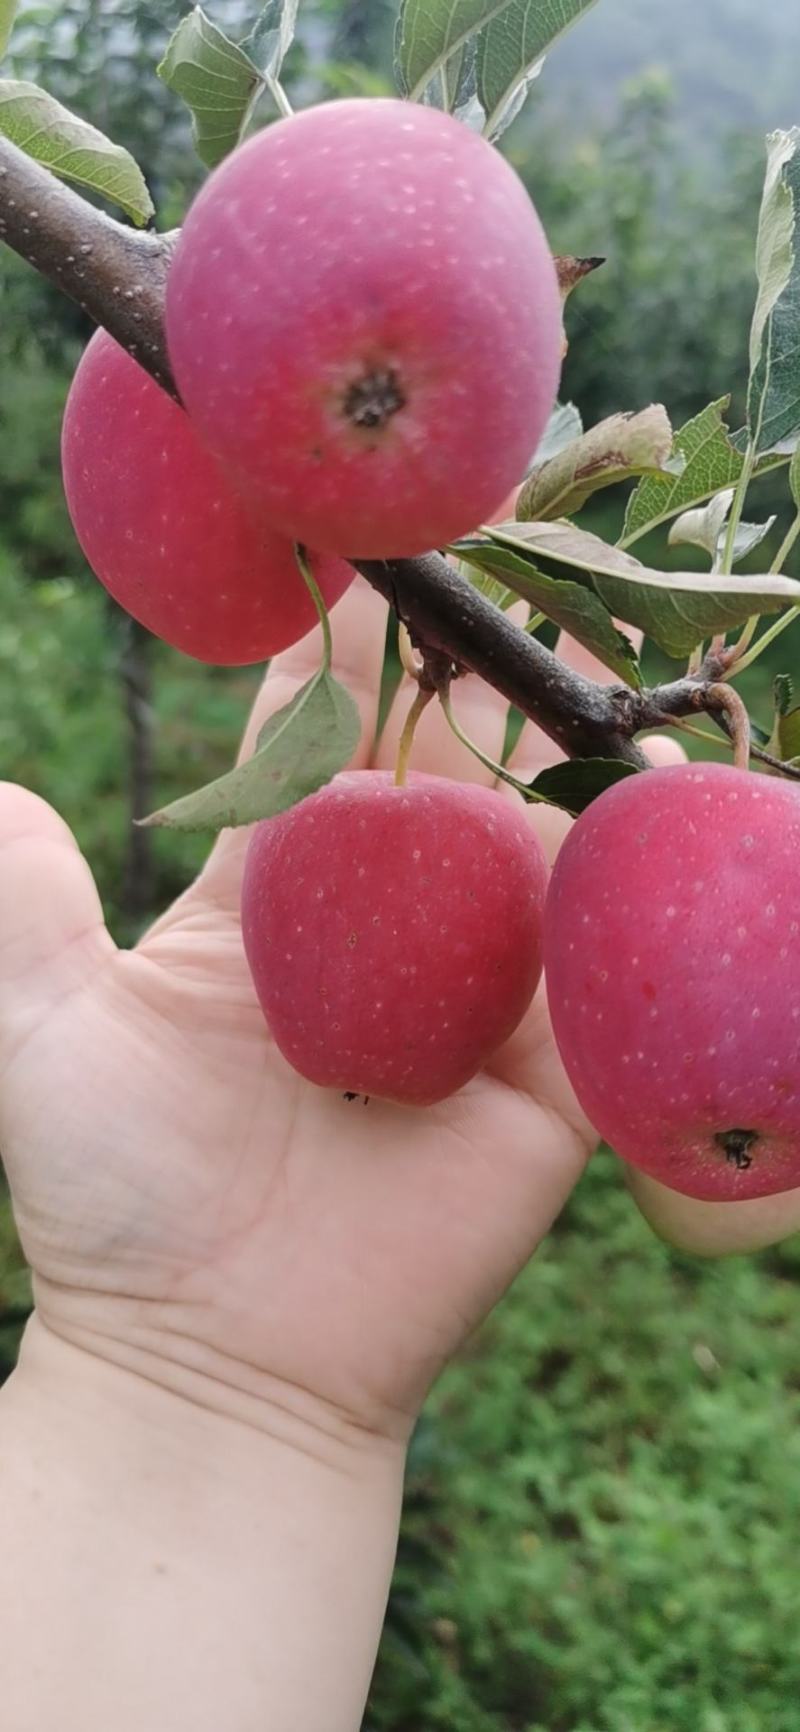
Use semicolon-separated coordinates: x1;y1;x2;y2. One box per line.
0;132;748;772
360;557;644;763
0;135;176;388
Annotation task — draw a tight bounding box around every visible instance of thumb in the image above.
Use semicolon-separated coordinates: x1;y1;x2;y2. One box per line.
0;783;113;1055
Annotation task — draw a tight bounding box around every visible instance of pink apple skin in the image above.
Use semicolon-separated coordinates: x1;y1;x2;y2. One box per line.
61;330;354;665
166;99;562;560
544;763;800;1202
241;771;549;1105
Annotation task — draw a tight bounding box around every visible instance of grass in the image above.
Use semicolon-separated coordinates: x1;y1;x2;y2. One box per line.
368;1153;800;1732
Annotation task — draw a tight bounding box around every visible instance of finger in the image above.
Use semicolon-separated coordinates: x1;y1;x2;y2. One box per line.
627;1165;800;1257
174;578;390;913
374;602;529;785
641;733;687;769
0;783;113;1060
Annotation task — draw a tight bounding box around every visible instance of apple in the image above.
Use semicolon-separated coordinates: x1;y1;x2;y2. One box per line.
241;770;549;1104
62;330;354;665
166;99;562;559
544;763;800;1201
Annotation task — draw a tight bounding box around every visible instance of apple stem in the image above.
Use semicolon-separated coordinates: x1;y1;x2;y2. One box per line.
293;545;333;670
394;687;434;787
706;682;751;771
438;691;549;803
398;622;425;682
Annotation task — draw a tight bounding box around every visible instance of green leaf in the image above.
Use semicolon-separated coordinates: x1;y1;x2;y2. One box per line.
778;709;800;761
774;673;795;717
158;7;261;170
748;129;800;452
790;442;800;508
527;757;641;817
242;0;300;76
622;400;744;547
0;79;154;224
518;405;674;523
484;520;800;659
395;0;516;102
480;50;543;142
456;538;642;686
142;670;361;833
477;0;601;140
0;0;18;59
767;675;800;763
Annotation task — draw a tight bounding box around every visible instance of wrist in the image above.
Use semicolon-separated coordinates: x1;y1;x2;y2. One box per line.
0;1315;405;1732
9;1308;406;1495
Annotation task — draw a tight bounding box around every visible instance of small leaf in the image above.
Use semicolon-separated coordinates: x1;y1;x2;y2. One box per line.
482;520;800;659
242;0;300;76
395;0;515;101
518;405;674;522
477;0;601;141
456;539;641;686
0;0;18;59
725;515;777;564
158;7;261;170
142;670;360;832
668;491;735;559
532;401;584;467
748;129;800;452
668;493;776;565
774;673;795;716
527;757;641;817
0;79;154;224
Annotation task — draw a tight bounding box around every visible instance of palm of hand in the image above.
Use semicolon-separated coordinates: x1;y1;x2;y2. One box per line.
0;584;593;1437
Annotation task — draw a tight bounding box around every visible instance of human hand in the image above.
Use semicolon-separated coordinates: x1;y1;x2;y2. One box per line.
0;579;671;1444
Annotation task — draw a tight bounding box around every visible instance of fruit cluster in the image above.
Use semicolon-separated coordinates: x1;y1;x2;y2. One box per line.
60;97;799;1208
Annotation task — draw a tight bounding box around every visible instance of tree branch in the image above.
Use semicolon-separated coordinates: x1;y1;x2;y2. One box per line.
0;135;176;388
360;557;645;763
0;133;766;775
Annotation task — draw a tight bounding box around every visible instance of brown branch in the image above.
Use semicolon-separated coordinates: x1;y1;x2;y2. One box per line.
0;135;176;388
360;557;645;763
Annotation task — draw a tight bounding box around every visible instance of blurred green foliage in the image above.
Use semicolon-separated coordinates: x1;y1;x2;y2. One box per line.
2;5;800;1729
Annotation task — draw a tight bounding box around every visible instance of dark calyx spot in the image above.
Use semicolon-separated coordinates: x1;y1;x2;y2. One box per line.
344;368;406;432
714;1128;758;1172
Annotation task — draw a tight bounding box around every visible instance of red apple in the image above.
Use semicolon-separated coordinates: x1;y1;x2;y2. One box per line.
62;330;354;665
241;771;549;1104
545;763;800;1201
166;99;562;559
